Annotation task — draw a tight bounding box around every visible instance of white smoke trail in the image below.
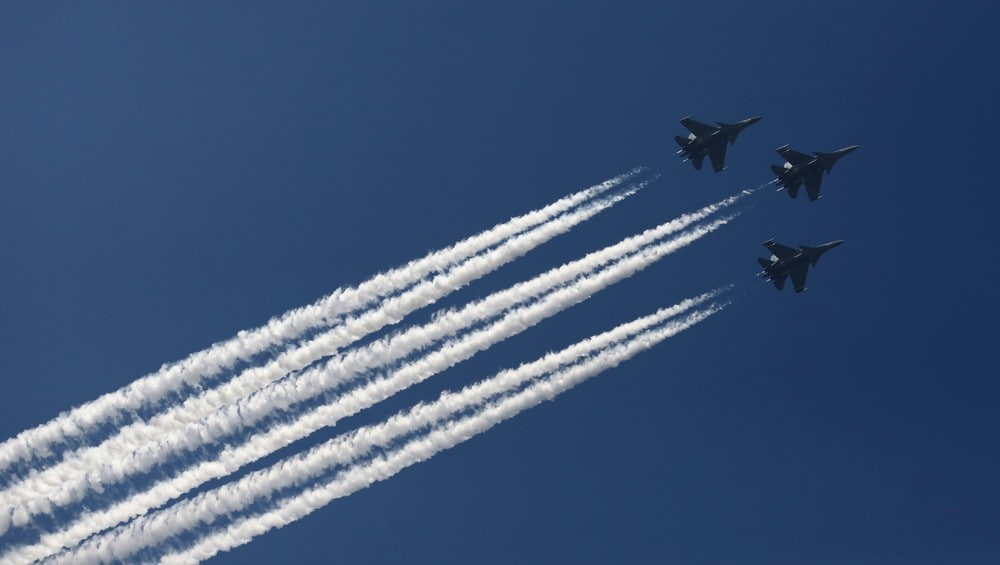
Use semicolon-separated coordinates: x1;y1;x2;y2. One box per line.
150;304;727;565
0;185;643;535
0;187;742;536
18;294;722;564
3;192;743;549
7;213;735;558
0;169;640;474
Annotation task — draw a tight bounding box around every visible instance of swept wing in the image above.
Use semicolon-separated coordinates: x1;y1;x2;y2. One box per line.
708;142;728;172
777;146;813;166
763;240;798;260
680;117;718;137
789;264;810;293
804;170;824;201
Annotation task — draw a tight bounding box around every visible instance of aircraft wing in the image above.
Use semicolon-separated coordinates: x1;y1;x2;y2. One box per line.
763;240;798;259
804;170;824;201
708;142;728;172
790;264;809;293
680;117;717;137
777;146;813;166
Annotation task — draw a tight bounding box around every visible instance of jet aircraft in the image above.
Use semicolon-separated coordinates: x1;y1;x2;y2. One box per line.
771;145;859;201
757;239;843;293
674;115;762;172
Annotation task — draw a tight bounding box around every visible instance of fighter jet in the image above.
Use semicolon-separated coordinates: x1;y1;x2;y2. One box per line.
771;145;859;201
757;239;843;293
674;115;762;172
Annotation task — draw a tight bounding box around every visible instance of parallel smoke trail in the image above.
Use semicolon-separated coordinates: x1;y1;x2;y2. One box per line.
12;213;735;559
153;305;727;565
25;294;721;564
0;169;639;474
0;184;642;534
3;193;742;551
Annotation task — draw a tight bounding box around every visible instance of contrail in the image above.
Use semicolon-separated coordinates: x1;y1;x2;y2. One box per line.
150;304;727;565
13;293;721;564
0;183;643;534
1;190;744;540
0;187;743;533
0;169;640;474
7;210;736;555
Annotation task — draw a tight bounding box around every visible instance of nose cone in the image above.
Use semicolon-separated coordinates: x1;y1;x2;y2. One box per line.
837;145;860;157
822;240;845;251
742;116;764;127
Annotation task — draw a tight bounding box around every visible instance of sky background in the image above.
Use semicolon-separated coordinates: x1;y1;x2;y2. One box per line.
2;2;999;563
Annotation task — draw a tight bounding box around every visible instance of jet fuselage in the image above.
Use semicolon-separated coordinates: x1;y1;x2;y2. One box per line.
680;130;723;158
776;157;827;187
758;239;843;293
761;251;809;279
773;145;859;195
675;116;762;172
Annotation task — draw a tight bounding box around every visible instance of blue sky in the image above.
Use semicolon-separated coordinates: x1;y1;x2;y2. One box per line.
2;2;998;563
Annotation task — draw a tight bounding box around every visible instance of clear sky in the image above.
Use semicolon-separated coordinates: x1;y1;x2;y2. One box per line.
2;2;998;563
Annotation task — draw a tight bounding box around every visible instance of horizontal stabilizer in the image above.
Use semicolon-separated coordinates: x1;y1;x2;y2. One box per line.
787;184;799;199
771;164;785;177
674;136;689;148
757;257;773;269
773;275;786;291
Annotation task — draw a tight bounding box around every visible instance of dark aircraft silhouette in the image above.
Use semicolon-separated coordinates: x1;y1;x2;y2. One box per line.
757;239;843;293
674;115;762;172
771;145;859;201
